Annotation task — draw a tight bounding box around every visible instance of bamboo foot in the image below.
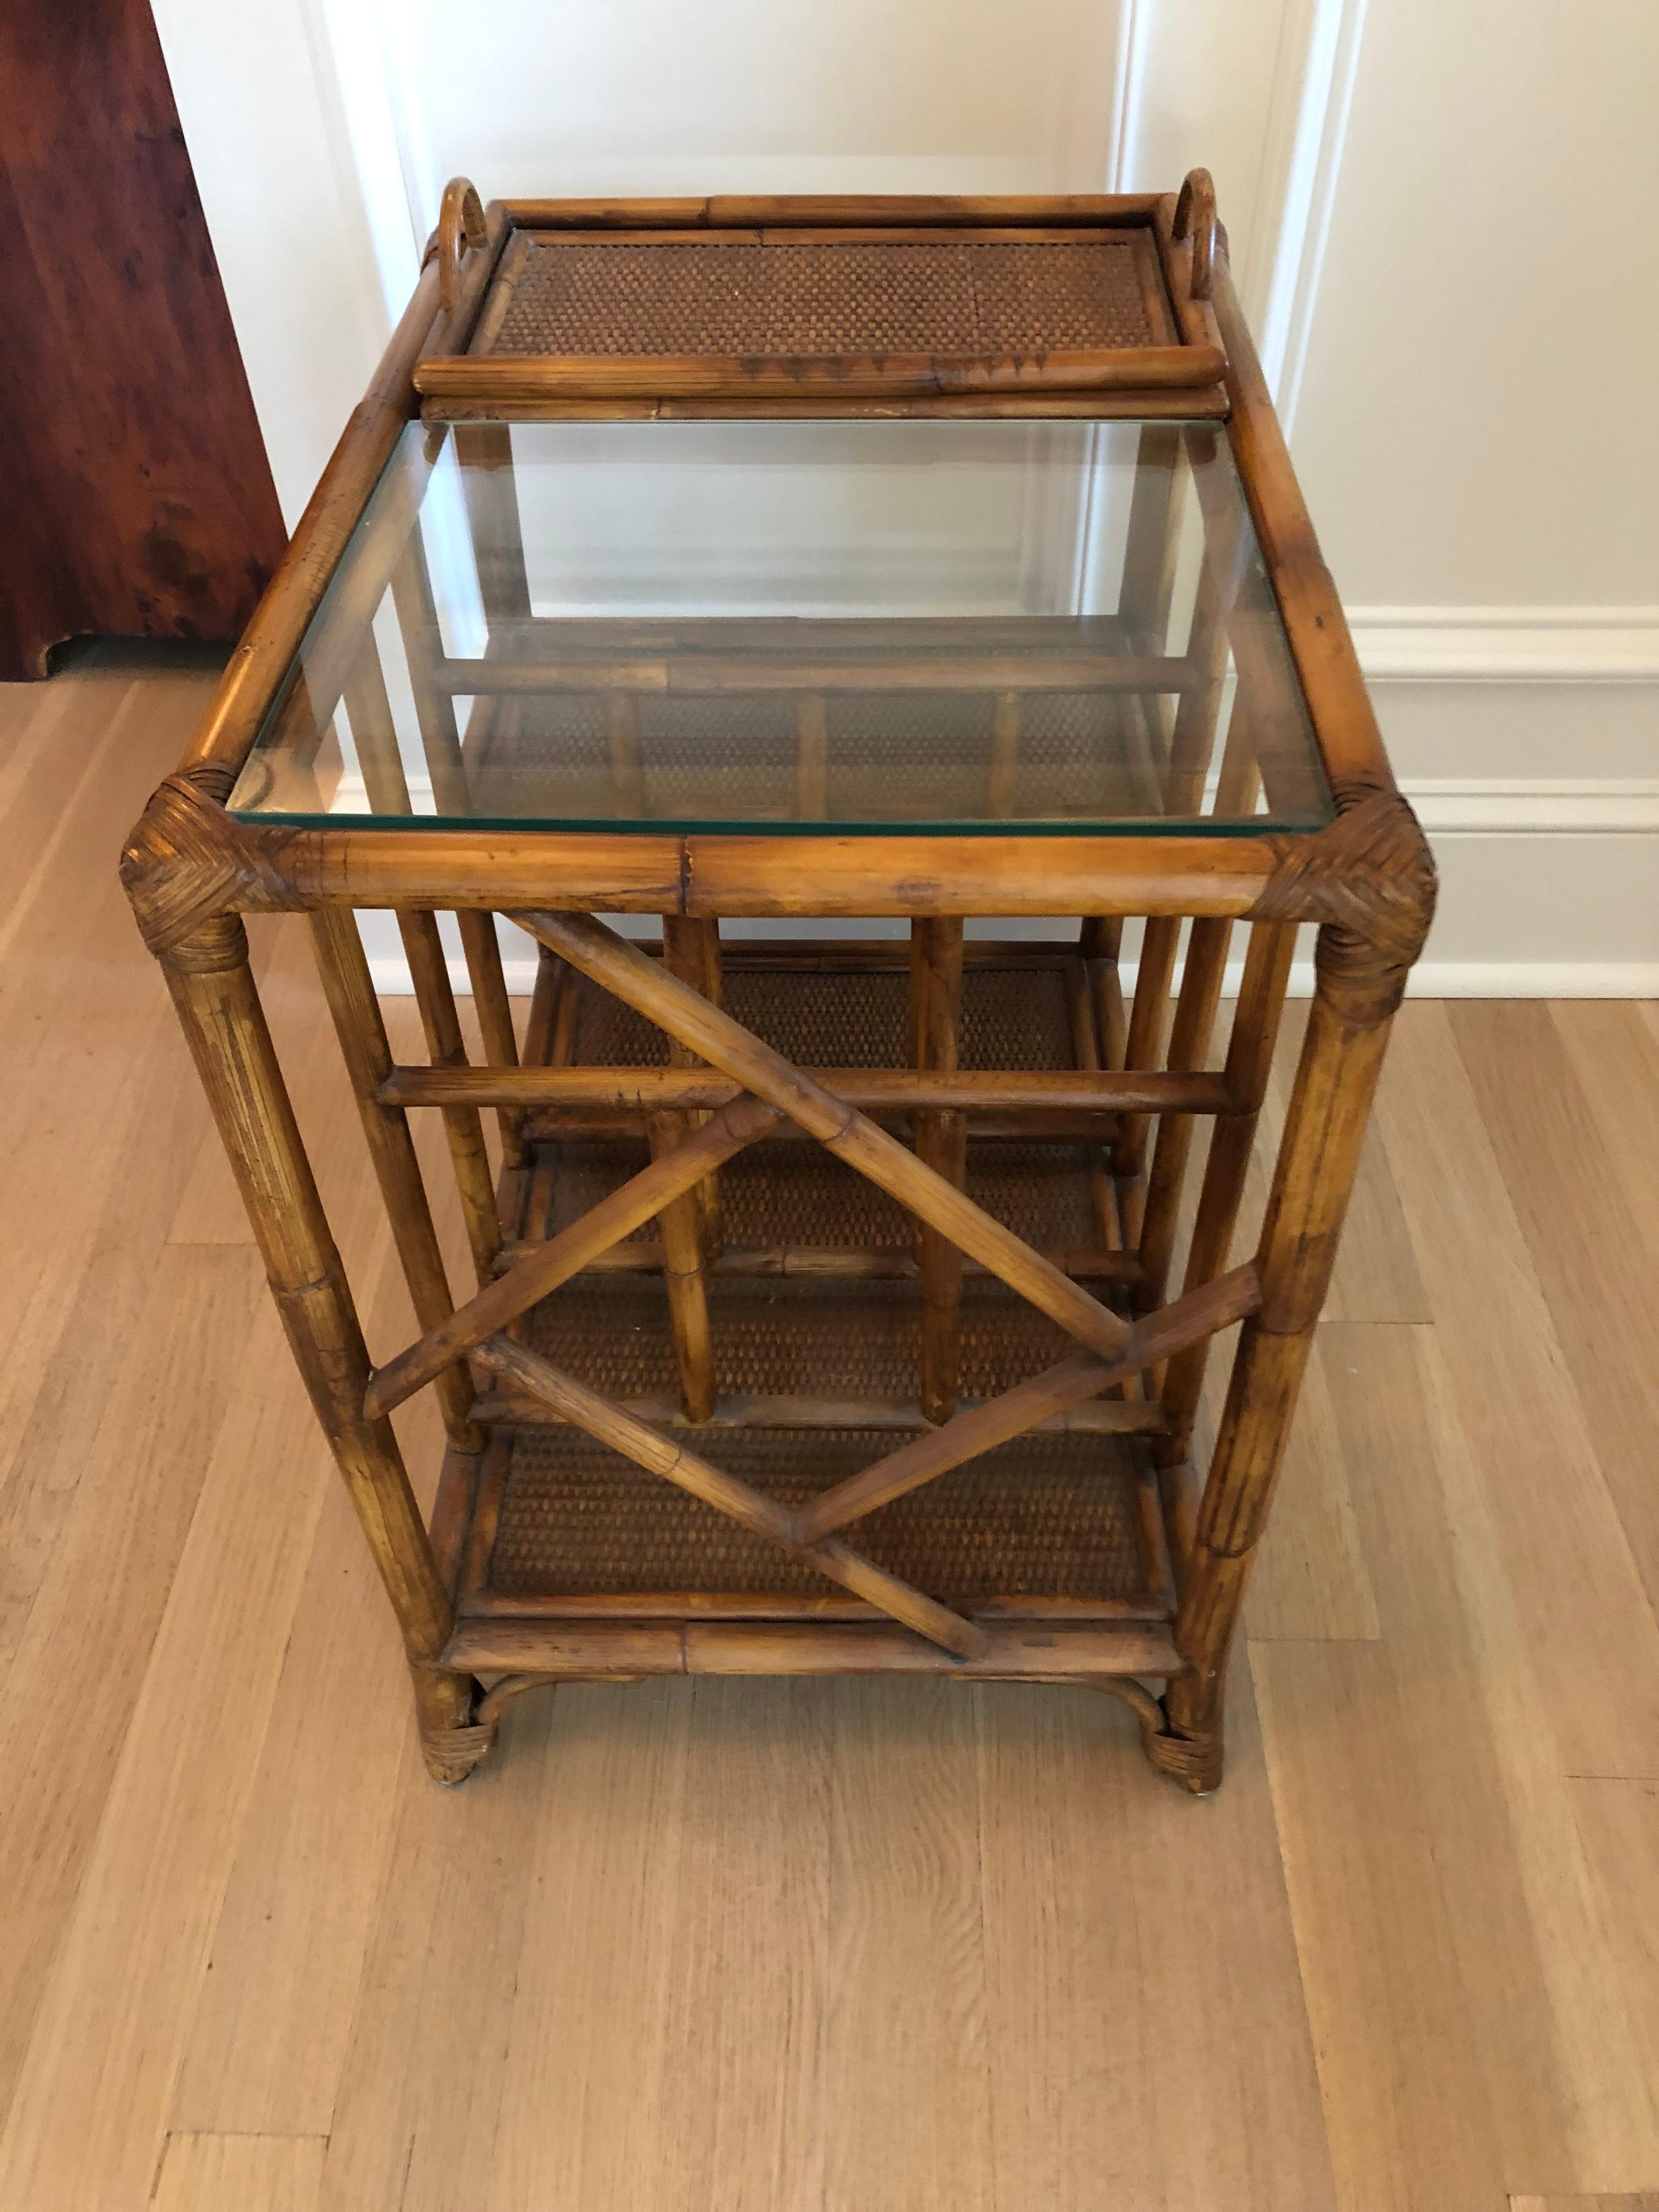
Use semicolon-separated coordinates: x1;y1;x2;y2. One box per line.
414;1666;495;1785
419;1714;499;1786
1136;1700;1223;1795
1092;1674;1222;1794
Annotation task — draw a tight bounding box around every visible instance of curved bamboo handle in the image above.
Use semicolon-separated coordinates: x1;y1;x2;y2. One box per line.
1173;168;1217;302
435;177;486;312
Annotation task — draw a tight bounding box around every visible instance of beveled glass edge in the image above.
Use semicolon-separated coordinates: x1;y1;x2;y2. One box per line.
226;804;1330;838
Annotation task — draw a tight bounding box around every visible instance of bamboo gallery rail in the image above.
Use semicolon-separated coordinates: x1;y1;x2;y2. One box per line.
119;170;1435;1801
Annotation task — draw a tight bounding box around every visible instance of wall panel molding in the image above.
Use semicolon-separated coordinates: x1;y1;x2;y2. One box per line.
1249;0;1371;421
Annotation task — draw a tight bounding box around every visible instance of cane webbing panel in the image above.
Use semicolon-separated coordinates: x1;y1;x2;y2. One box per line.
486;1423;1153;1608
490;236;1160;359
569;960;1077;1073
546;1141;1101;1259
523;1275;1087;1405
466;690;1154;828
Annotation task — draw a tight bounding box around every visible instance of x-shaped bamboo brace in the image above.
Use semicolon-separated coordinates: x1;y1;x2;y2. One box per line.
365;909;1139;1418
509;911;1137;1361
469;1259;1257;1661
360;908;1259;1660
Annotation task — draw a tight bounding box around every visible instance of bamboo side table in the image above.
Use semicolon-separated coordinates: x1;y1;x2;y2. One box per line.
121;173;1434;1796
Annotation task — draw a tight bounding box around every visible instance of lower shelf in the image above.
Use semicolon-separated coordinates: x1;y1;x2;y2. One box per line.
456;1419;1172;1623
442;1613;1184;1681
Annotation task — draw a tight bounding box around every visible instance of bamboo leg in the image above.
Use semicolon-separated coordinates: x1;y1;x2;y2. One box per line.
1154;925;1409;1793
309;909;482;1453
910;917;966;1423
157;916;487;1785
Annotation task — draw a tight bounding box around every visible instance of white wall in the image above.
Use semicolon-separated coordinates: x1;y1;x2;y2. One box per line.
154;0;1659;992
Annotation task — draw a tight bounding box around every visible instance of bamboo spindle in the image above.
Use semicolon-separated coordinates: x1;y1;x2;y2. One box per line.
648;1110;717;1421
308;907;481;1453
398;913;503;1285
1163;926;1409;1790
986;691;1019;817
795;693;828;817
1118;424;1183;650
389;517;528;1166
1079;916;1127;1072
157;917;475;1781
1111;504;1237;1231
910;917;966;1423
1063;950;1122;1261
1118;422;1184;761
606;693;647;816
339;637;503;1282
352;609;532;1187
1113;915;1180;1231
662;915;726;1260
1135;914;1233;1315
452;420;532;623
1156;917;1297;1465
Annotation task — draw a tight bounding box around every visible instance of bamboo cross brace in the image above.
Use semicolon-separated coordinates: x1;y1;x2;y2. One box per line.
362;1091;781;1418
510;911;1137;1362
795;1260;1261;1542
472;1333;989;1662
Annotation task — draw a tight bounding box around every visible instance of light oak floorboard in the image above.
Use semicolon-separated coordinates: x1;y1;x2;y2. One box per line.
1372;1006;1659;1781
0;1240;264;2134
1511;2198;1659;2210
1551;1004;1659;1287
1454;1003;1659;1628
979;1660;1336;2210
317;1699;556;2212
822;1678;994;2212
153;2132;327;2212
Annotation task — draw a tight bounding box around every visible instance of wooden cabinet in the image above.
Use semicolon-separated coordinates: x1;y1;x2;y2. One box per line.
0;0;286;679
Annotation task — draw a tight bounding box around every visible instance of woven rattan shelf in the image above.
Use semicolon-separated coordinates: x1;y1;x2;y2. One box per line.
122;170;1435;1799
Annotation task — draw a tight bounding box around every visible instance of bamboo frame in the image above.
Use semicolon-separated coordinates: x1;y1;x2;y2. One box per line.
120;173;1436;1798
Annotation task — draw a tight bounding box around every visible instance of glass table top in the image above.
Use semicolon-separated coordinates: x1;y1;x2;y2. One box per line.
228;416;1333;837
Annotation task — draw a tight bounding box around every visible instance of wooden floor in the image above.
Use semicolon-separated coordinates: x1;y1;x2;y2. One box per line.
3;646;1658;2212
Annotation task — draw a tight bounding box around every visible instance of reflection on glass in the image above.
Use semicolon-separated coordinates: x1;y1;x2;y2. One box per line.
230;417;1331;837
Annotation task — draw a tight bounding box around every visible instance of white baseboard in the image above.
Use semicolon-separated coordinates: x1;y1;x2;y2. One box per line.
1350;605;1659;682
